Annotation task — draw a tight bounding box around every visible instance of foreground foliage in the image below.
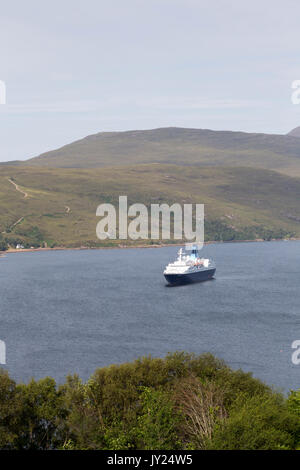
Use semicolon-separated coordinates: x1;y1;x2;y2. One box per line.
0;352;299;450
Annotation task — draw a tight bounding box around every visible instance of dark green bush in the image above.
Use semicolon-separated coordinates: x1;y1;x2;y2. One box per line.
0;353;299;450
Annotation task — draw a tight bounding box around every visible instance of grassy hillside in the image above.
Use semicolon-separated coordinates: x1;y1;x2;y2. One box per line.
23;127;300;177
1;164;300;249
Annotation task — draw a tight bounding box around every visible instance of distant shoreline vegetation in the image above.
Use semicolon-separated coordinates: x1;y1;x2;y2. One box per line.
0;352;300;450
0;219;295;252
0;237;297;254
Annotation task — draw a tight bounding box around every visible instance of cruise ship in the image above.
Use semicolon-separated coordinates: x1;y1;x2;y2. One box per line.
163;246;216;285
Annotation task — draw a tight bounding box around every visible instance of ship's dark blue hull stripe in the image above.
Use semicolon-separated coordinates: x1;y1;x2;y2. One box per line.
164;268;216;285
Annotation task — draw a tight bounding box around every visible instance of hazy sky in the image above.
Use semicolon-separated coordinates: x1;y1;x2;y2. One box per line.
0;0;300;161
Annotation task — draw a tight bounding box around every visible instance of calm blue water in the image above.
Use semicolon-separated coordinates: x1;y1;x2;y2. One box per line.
0;241;300;392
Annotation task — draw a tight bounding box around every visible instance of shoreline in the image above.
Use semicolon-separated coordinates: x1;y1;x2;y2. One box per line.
1;237;299;255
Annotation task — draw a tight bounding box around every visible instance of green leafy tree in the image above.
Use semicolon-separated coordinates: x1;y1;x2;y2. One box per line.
15;377;67;449
135;387;182;450
0;236;8;251
0;370;20;448
208;393;300;450
0;354;299;450
287;389;300;448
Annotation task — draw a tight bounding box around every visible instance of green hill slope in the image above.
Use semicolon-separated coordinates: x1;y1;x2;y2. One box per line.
1;164;300;249
23;127;300;177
